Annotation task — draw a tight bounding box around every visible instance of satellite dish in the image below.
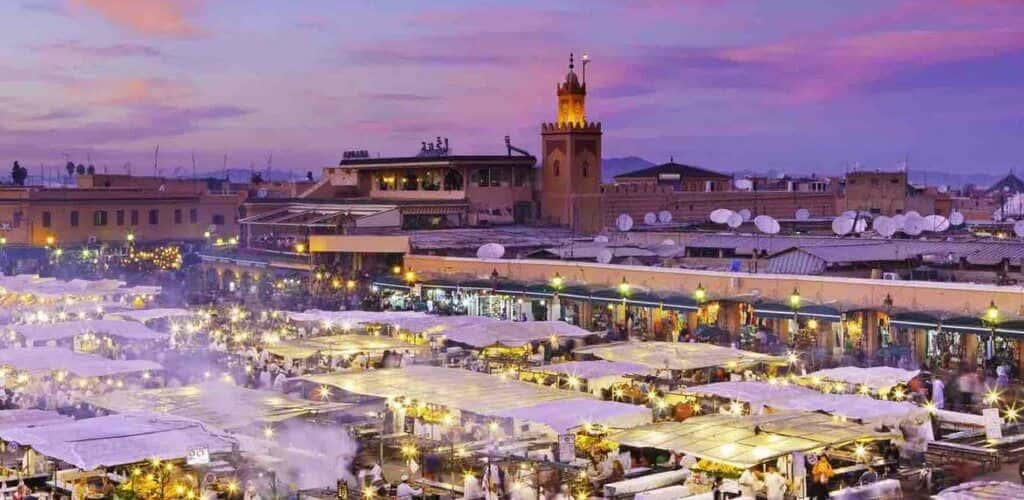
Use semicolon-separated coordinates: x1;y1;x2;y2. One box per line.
738;209;752;221
710;208;734;224
872;216;891;232
596;248;613;264
1015;221;1024;238
924;215;949;232
594;235;610;244
661;239;676;246
615;214;634;232
854;218;868;233
842;210;857;219
938;185;949;193
905;210;921;219
891;214;907;230
754;215;780;235
875;217;897;238
949;211;965;226
903;216;925;236
476;243;505;260
726;212;743;228
795;208;810;221
831;216;854;236
643;212;657;225
734;178;753;191
657;210;672;224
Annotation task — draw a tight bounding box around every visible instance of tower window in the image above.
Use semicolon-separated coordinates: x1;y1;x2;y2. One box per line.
93;210;108;226
553;160;561;177
582;161;589;178
70;211;79;227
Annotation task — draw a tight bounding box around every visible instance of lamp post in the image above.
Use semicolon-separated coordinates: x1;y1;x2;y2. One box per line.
984;301;999;369
789;288;801;349
693;283;706;304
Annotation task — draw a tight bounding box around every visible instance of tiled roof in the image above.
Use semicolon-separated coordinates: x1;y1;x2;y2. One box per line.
614;161;730;180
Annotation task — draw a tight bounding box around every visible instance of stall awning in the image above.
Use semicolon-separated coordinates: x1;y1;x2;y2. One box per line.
264;334;424;360
9;319;169;344
0;347;162;378
574;341;786;372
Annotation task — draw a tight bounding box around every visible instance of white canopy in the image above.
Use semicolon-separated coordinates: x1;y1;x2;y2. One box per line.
805;366;919;391
106;308;195;323
0;275;159;300
536;360;651;380
285;309;429;325
936;481;1024;499
86;381;352;431
607;411;886;469
0;412;236;470
0;347;162;378
681;381;927;426
574;341;785;371
498;399;651;434
263;334;425;361
10;319;169;344
0;410;71;431
442;320;593;347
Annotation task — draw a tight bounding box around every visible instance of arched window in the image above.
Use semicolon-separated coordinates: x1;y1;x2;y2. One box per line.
582;160;589;178
553;160;561;177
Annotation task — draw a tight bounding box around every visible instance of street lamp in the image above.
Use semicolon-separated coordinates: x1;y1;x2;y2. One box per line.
404;270;416;284
550;273;564;291
617;278;630;297
694;283;707;304
788;288;801;309
984;301;999;368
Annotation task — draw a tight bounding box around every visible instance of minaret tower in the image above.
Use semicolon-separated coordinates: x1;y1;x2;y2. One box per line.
540;53;603;233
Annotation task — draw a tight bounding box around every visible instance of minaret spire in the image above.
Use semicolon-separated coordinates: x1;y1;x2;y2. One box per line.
569;52;574;71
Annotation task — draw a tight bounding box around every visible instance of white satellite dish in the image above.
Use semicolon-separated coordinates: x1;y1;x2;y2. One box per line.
795;208;810;221
643;212;657;225
594;235;609;244
905;210;921;219
842;210;857;219
891;214;907;230
596;248;613;264
949;211;965;226
924;214;949;232
726;212;743;228
754;215;780;234
1015;221;1024;238
854;218;868;233
615;214;634;232
657;210;672;224
903;216;925;236
872;215;891;232
875;217;897;238
661;239;676;246
831;216;854;236
738;209;752;221
734;178;753;191
709;208;733;224
938;185;949;193
476;243;505;260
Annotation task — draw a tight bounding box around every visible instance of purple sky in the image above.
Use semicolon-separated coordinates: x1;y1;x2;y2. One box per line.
2;0;1022;178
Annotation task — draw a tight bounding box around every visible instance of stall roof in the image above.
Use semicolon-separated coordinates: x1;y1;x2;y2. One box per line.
804;366;919;391
264;334;424;360
0;275;160;299
681;381;926;426
607;411;886;469
0;410;72;431
106;308;195;323
498;399;651;434
441;320;593;347
285;309;429;325
298;366;588;415
9;319;169;343
0;347;162;378
574;341;785;371
935;480;1024;499
86;382;353;431
0;412;236;470
533;360;652;379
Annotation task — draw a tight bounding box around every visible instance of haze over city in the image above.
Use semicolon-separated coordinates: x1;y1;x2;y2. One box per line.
2;0;1023;181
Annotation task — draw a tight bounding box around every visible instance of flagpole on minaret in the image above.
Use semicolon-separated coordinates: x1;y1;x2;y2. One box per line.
581;53;590;87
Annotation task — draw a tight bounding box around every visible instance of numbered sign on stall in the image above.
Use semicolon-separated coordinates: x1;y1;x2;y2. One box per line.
187;446;210;465
557;433;576;462
336;479;349;499
983;408;1002;440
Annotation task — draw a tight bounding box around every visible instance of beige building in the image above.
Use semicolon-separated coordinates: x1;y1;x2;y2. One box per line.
844;170;907;215
0;187;241;246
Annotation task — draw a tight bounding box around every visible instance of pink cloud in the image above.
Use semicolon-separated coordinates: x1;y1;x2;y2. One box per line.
64;77;195;106
67;0;206;37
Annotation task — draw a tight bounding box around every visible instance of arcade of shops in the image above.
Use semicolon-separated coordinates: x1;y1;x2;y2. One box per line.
381;255;1024;373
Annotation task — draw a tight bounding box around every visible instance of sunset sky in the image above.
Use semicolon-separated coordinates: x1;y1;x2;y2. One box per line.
2;0;1022;178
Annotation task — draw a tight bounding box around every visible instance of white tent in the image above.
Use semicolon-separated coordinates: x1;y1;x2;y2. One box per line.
0;347;162;378
574;341;785;371
441;320;593;347
9;319;168;345
935;481;1024;499
498;399;651;434
87;381;353;431
0;275;160;300
0;412;236;470
681;381;927;427
0;409;71;431
106;308;195;323
285;309;429;325
804;366;919;392
263;334;425;361
532;360;650;394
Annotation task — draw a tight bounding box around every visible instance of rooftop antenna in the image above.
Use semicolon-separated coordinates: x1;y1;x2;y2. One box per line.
266;152;273;181
222;153;228;181
153;145;159;177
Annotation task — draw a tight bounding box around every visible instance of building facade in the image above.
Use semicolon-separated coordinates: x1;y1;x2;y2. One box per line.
844;170;907;215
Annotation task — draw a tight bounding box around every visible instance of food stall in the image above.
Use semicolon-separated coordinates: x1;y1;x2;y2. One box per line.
519;360;650;395
0;346;163;394
6;319;169;356
263;334;428;372
801;366;921;400
606;411;891;499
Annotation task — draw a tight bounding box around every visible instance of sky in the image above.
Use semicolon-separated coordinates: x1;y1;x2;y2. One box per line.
1;0;1022;179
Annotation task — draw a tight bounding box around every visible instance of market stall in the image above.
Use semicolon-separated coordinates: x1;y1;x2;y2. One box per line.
86;381;357;432
6;319;169;354
106;307;195;324
263;333;427;370
802;366;920;398
935;480;1024;499
520;360;651;395
0;346;162;382
606;411;891;499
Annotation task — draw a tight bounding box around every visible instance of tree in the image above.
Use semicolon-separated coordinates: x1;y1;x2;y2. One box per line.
11;161;27;186
306;171;314;182
75;164;86;175
86;164;96;175
65;161;75;178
